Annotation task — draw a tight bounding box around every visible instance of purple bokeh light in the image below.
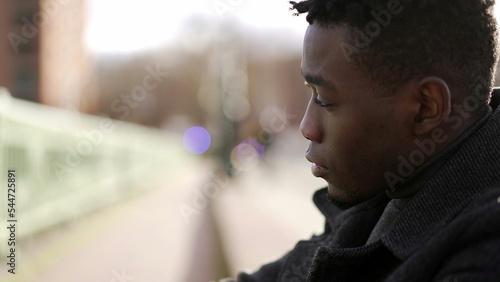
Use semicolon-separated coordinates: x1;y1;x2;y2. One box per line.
239;139;265;160
230;139;266;171
183;126;211;155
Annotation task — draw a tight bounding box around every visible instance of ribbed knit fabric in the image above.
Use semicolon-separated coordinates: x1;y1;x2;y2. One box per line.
366;108;493;244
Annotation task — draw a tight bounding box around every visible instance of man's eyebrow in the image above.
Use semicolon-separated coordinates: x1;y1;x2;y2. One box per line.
301;71;336;90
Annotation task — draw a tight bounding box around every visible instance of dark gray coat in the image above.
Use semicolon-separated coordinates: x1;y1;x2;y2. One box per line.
237;92;500;282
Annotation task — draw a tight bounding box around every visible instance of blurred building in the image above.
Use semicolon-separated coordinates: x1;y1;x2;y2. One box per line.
0;0;95;112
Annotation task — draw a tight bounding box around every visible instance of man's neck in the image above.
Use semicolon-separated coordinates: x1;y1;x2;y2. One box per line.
388;106;493;199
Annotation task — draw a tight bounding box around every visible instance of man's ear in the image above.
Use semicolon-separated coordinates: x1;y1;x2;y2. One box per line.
414;77;451;135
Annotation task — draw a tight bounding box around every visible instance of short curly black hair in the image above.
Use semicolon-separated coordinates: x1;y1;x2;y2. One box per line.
290;0;499;104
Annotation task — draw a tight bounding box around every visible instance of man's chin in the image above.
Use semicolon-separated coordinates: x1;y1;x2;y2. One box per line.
326;193;357;210
326;184;359;210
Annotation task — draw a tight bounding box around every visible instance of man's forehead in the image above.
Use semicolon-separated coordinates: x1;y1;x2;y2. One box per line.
303;25;351;69
302;26;353;91
304;24;348;47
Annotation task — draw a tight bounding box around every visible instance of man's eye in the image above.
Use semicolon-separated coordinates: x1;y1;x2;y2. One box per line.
304;82;333;108
314;97;332;108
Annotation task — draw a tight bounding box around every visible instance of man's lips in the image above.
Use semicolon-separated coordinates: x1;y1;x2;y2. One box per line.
305;154;330;178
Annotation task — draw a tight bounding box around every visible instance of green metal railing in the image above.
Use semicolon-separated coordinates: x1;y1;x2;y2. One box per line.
0;87;192;257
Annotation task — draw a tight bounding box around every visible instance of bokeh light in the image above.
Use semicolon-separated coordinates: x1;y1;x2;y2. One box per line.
183;126;212;155
223;96;251;122
230;139;265;171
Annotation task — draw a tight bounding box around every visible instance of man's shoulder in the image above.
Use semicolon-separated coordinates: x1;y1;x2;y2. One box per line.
451;186;500;231
418;185;500;258
422;186;500;281
418;185;500;245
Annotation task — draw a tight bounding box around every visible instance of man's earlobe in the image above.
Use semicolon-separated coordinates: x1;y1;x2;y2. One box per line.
414;77;451;135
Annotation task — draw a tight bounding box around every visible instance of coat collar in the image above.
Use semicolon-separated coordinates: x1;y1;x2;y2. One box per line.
313;186;390;248
382;97;500;260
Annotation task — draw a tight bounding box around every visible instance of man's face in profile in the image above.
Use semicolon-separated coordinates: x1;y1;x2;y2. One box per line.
300;24;415;209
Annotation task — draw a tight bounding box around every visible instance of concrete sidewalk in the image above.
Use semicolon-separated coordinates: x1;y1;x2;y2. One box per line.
0;160;215;282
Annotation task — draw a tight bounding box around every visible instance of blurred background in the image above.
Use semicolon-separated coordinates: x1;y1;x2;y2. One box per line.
0;1;499;281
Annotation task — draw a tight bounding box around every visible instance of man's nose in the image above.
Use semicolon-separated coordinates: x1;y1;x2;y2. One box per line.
300;99;323;143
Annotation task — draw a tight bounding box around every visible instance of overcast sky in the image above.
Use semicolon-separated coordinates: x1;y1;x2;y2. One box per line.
86;0;307;53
